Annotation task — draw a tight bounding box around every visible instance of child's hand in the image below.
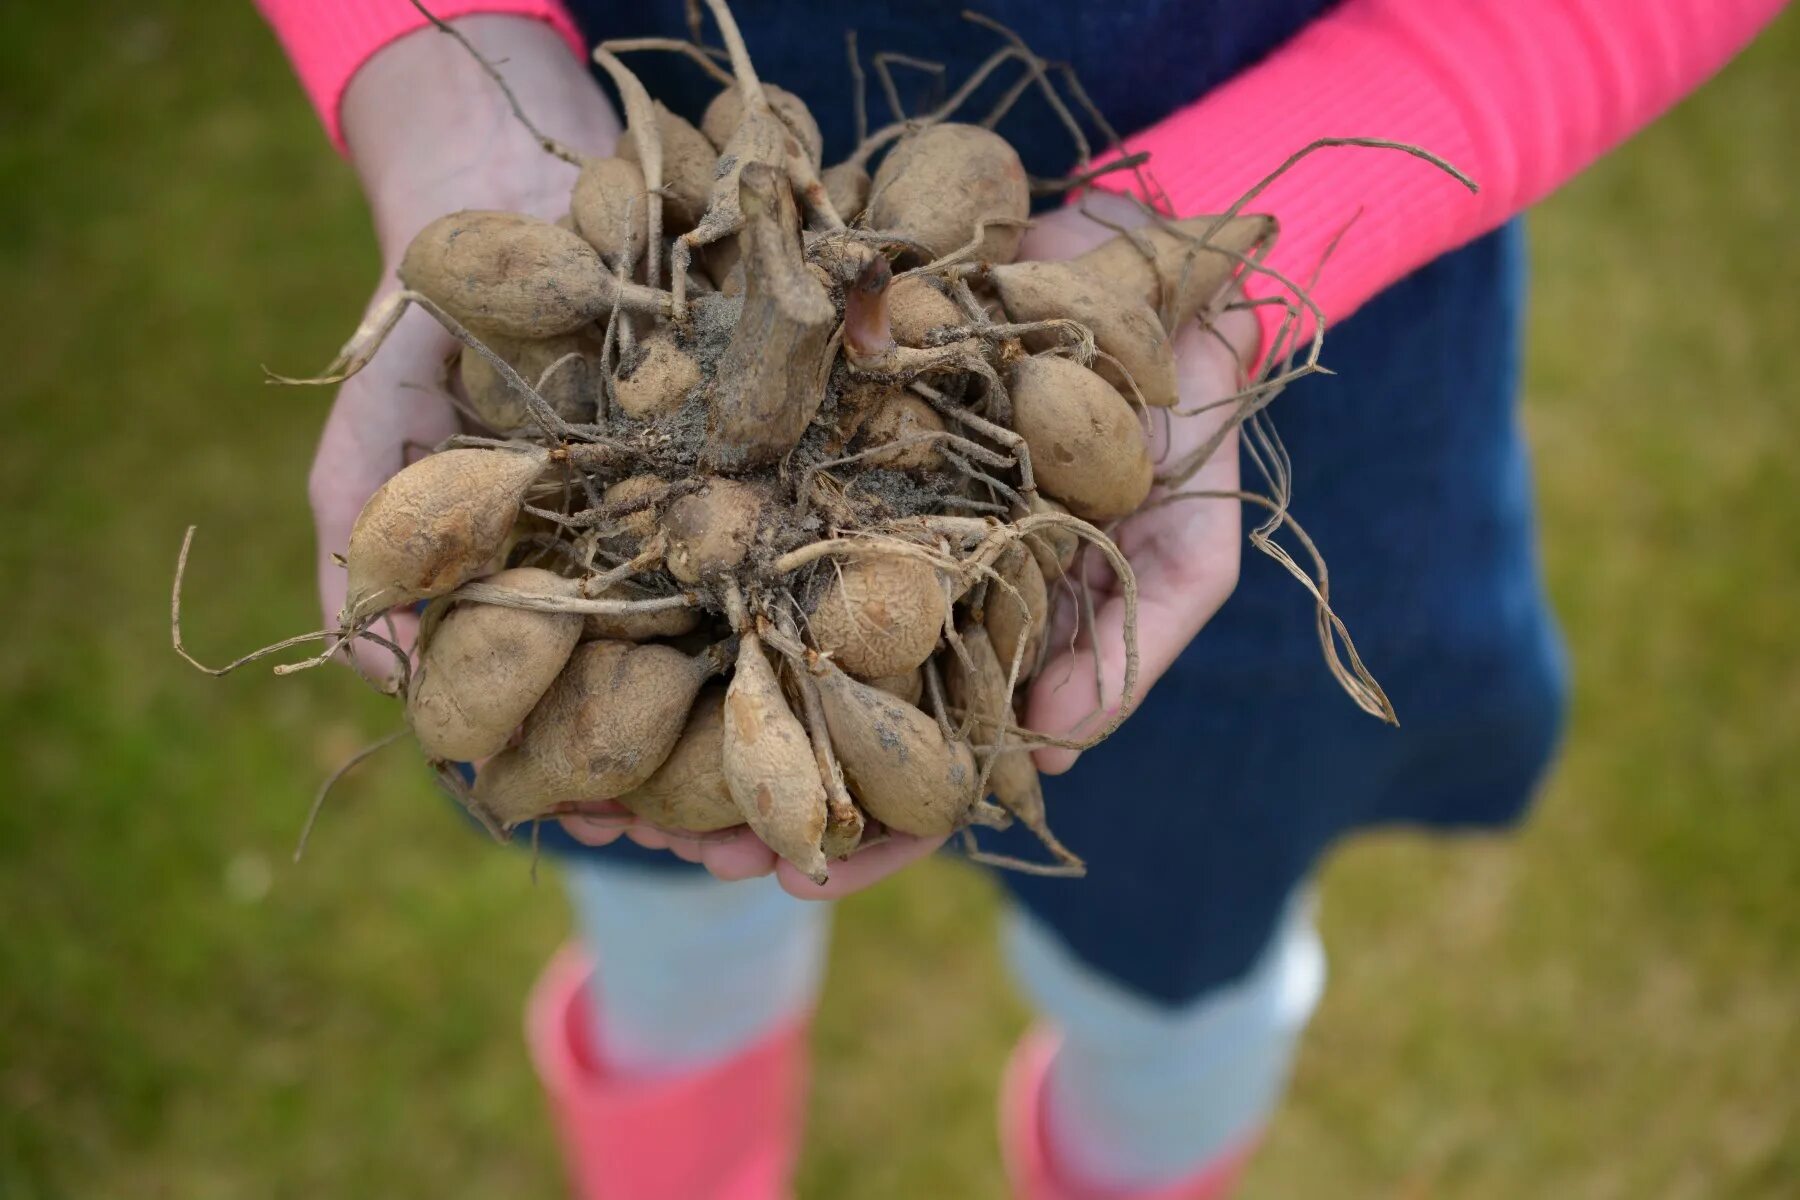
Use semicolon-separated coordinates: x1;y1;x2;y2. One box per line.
308;18;758;882
559;806;949;896
1013;193;1255;774
312;16;619;681
319;18;931;893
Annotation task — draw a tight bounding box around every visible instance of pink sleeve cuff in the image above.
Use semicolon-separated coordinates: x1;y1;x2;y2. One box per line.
1102;0;1785;366
257;1;587;152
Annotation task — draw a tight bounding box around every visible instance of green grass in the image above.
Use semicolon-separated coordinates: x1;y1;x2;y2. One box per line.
2;5;1795;1197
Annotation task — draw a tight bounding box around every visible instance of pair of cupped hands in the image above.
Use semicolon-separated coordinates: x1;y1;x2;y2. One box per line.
318;17;1249;898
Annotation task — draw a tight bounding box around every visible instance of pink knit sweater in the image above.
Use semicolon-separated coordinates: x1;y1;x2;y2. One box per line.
257;0;1785;354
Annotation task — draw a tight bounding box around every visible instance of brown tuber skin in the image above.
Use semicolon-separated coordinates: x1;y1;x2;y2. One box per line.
945;625;1078;867
702;83;823;167
342;447;548;624
472;639;711;828
569;156;649;266
1022;495;1079;581
602;474;666;540
945;624;1016;743
660;479;768;583
615;686;742;832
991;259;1178;407
811;658;977;837
612;329;702;420
617;103;718;231
581;584;702;642
985;543;1047;679
408;568;584;761
886;274;965;347
869;123;1029;264
1075;213;1276;332
833;377;908;422
459;332;596;432
820;161;871;221
848;392;947;472
867;668;924;706
807;555;946;679
723;630;830;881
399;211;612;338
1009;355;1153;524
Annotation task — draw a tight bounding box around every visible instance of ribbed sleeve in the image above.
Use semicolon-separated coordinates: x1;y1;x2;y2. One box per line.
1108;0;1786;362
256;0;586;152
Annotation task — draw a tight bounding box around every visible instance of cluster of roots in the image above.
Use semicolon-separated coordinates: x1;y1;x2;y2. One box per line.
177;0;1467;880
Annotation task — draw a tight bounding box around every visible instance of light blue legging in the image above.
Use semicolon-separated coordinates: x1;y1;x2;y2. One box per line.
563;861;1322;1190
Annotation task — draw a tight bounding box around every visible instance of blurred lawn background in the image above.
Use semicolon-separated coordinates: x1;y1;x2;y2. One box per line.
2;3;1795;1197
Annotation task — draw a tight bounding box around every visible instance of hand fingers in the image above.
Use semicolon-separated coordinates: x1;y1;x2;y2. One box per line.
623;824;777;878
1025;312;1251;773
558;811;777;879
623;824;671;851
1027;486;1240;776
554;798;635;847
663;837;704;865
698;830;779;881
1027;592;1141;776
775;832;948;900
1016;191;1152;262
557;813;631;847
1027;579;1203;776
